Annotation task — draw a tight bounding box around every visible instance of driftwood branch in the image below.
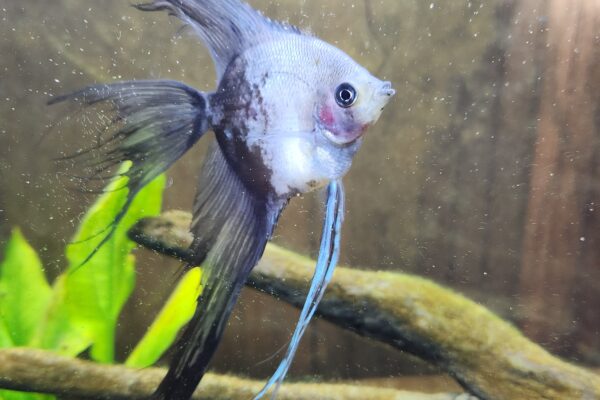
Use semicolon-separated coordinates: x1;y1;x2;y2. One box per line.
0;348;462;400
129;211;600;400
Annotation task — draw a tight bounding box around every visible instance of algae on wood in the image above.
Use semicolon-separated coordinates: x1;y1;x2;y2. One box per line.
0;348;462;400
129;211;600;400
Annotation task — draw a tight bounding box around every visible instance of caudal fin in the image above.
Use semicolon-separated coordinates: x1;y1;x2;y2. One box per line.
49;80;210;265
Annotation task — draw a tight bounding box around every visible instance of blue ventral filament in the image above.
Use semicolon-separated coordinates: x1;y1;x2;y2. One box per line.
254;180;345;400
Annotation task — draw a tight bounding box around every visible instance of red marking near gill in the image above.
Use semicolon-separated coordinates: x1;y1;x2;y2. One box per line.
318;104;336;128
318;104;368;144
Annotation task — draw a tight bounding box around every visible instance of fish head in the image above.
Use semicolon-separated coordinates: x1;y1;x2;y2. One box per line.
315;61;395;146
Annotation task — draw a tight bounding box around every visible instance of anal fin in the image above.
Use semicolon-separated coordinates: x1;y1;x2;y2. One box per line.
151;144;285;400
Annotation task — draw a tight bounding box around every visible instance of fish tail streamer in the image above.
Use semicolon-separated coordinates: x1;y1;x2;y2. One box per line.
49;80;211;265
150;145;285;400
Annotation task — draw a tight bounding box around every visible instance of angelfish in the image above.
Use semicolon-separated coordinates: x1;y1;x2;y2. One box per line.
51;0;394;399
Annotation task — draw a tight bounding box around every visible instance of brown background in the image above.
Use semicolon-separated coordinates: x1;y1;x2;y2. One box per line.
1;0;599;383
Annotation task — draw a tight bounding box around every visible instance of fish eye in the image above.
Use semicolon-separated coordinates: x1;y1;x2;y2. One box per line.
335;83;357;108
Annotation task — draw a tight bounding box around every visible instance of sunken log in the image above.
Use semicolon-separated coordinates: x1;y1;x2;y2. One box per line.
0;348;461;400
128;211;600;400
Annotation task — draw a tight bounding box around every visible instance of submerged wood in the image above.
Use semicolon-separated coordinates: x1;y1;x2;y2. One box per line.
129;211;600;400
0;348;460;400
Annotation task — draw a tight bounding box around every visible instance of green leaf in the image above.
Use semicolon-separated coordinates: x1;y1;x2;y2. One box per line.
57;168;165;363
0;318;13;348
0;229;52;346
0;391;53;400
0;170;164;399
0;232;59;400
126;267;202;368
32;275;93;356
0;391;29;400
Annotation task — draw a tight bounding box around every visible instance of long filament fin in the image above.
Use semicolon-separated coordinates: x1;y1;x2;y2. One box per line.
254;180;345;399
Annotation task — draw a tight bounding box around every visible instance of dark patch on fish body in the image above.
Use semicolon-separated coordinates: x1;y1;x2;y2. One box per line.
215;127;274;199
253;82;270;132
210;57;275;199
211;57;254;124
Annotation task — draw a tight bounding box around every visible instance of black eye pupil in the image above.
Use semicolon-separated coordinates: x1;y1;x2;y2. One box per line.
335;83;357;107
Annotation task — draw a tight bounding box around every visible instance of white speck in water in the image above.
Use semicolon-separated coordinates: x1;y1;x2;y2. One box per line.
166;176;174;189
580;237;586;242
429;3;434;9
54;78;60;83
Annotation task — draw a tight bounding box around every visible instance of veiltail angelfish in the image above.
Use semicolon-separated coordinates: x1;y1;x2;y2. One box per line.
51;0;394;398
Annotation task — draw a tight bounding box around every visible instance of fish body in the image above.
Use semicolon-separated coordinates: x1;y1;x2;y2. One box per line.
210;35;391;198
52;0;394;399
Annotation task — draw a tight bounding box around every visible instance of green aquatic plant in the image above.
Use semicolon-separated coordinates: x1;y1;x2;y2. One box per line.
126;267;202;368
0;172;202;400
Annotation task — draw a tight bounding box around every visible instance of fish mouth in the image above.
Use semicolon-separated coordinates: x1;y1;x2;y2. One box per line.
372;81;395;112
379;81;396;97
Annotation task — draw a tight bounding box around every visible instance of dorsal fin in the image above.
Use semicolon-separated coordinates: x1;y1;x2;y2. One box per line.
135;0;304;79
